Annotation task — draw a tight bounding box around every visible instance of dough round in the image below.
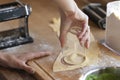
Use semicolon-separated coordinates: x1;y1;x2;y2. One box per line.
63;53;86;65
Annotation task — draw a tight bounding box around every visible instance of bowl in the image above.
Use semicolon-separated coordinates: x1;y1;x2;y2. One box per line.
80;67;120;80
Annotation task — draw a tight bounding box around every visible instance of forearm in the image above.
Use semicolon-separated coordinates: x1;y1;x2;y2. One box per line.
53;0;79;16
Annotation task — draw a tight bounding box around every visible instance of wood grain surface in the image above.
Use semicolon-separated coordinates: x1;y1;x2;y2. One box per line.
0;0;115;80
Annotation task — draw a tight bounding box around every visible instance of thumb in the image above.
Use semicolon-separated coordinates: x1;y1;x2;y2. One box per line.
20;62;35;74
60;18;72;47
59;31;67;48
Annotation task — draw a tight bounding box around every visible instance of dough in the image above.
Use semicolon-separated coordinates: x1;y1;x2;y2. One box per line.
50;18;100;72
63;52;86;65
63;42;87;65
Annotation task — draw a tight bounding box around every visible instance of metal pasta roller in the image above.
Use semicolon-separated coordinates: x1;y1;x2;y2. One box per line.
0;1;33;49
82;3;106;29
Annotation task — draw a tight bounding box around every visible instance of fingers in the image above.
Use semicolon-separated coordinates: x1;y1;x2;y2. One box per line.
59;7;90;49
59;17;72;47
19;52;51;61
28;52;51;60
77;25;90;48
0;54;35;74
78;23;88;39
17;52;52;74
11;56;35;74
78;13;88;38
8;55;35;74
19;51;52;74
19;62;35;74
77;13;90;48
59;32;67;48
85;35;90;48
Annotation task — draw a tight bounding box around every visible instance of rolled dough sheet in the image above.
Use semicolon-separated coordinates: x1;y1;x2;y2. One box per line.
49;18;100;72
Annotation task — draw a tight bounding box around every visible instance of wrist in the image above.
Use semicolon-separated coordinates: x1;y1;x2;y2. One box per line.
55;0;78;16
65;1;78;17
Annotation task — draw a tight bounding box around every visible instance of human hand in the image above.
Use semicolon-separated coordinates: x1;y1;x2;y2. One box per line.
59;7;90;48
0;52;51;74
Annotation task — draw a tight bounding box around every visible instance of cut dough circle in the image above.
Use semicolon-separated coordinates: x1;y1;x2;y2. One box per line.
63;52;86;65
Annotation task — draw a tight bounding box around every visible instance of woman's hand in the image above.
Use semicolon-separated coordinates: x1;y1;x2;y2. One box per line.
0;52;51;74
59;5;90;48
54;0;90;48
